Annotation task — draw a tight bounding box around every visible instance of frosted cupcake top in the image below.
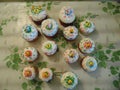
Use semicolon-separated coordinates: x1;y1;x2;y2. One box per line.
21;47;38;62
64;49;79;63
82;56;98;72
63;26;78;40
39;68;53;82
59;6;75;24
23;66;36;80
30;5;47;21
80;20;95;35
79;38;95;54
41;19;58;37
22;24;38;41
61;72;78;89
42;41;57;55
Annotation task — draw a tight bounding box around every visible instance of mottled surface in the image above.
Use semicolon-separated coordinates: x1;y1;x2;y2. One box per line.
0;1;120;90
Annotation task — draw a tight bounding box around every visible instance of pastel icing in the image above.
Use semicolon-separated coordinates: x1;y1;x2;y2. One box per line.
80;20;95;35
42;41;57;55
79;38;95;54
21;47;38;62
39;68;53;82
82;56;98;72
30;5;47;21
59;6;75;24
61;72;78;89
41;19;58;37
63;26;78;40
64;49;79;63
22;24;38;41
23;66;36;80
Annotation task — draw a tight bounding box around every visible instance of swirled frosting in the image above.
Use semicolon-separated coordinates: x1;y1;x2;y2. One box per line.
22;24;38;41
59;6;75;24
63;26;78;40
21;47;38;62
39;68;53;82
61;72;78;89
30;5;47;21
79;38;95;54
23;66;36;80
41;19;58;37
82;56;98;72
64;49;79;63
80;20;95;35
42;41;57;55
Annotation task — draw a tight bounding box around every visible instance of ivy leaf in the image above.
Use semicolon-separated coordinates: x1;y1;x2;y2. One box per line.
98;61;107;68
110;66;118;75
107;2;115;9
6;61;12;68
22;82;27;90
95;88;100;90
97;44;103;49
106;49;111;54
35;86;41;90
102;7;108;12
113;80;120;88
37;62;48;69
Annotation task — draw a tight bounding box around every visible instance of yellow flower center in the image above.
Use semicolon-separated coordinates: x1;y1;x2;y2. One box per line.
42;72;49;78
85;21;91;27
45;44;51;49
68;80;72;84
24;70;32;77
25;51;32;57
89;61;94;66
69;51;74;58
70;28;74;33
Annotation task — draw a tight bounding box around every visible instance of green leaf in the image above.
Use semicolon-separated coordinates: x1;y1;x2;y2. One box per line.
6;61;12;68
113;80;120;88
0;26;3;35
12;63;19;70
97;44;103;49
102;7;108;12
35;86;41;90
37;62;48;69
110;66;118;75
22;82;27;90
61;42;66;48
108;43;115;49
42;3;46;7
72;43;78;49
50;68;56;72
95;88;100;90
107;2;115;9
98;61;107;68
13;47;18;52
47;6;51;10
106;49;111;54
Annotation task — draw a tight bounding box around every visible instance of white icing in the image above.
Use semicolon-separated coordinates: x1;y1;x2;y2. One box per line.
59;6;75;24
39;68;53;82
63;26;78;40
61;72;78;89
30;6;47;21
21;47;38;62
42;41;57;55
23;66;36;80
80;20;95;35
41;19;58;37
22;24;38;41
79;38;95;54
82;56;98;72
64;49;79;63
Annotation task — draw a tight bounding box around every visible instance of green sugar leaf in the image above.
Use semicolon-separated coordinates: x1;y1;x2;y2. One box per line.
12;63;19;70
110;66;118;75
42;3;46;7
50;68;56;72
102;7;108;12
0;26;3;35
113;80;120;88
22;82;27;90
37;62;48;69
108;43;115;49
6;61;12;68
72;43;78;49
13;47;18;52
97;44;103;49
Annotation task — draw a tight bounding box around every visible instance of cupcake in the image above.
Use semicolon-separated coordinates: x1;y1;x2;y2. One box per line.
63;26;78;40
22;24;39;42
80;20;95;35
21;47;38;62
82;56;98;72
41;19;58;37
61;72;78;89
30;5;47;24
59;6;75;26
39;68;53;82
64;49;79;64
42;41;57;56
23;66;36;80
79;38;95;54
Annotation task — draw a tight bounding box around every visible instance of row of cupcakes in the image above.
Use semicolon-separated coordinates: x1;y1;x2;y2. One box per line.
22;6;95;42
20;38;97;72
23;66;78;90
